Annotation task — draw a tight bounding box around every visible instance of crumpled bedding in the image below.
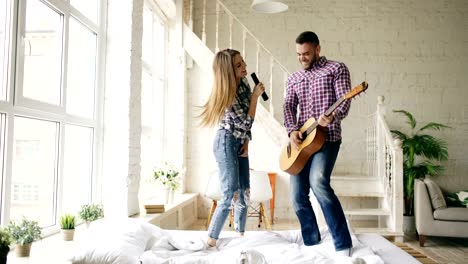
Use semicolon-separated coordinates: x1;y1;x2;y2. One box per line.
70;218;386;264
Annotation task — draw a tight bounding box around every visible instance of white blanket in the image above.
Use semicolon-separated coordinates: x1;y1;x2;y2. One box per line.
140;225;384;264
70;219;385;264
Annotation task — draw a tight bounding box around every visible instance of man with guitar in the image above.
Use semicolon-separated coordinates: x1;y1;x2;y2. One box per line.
283;31;353;256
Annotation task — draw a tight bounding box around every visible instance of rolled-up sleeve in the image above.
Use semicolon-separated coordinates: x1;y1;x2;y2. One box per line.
333;63;352;122
283;77;300;135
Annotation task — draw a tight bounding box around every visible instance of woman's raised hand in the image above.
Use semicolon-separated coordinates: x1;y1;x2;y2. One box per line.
252;82;265;99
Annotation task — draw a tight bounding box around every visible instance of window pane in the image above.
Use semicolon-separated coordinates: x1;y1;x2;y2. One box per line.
66;18;96;118
141;70;153;127
62;124;93;214
0;114;6;196
22;0;63;105
139;131;158;201
70;0;98;24
11;117;58;227
154;16;165;78
0;0;10;101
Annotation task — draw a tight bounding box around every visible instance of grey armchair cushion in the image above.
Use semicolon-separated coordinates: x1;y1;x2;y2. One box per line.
424;178;447;210
433;207;468;221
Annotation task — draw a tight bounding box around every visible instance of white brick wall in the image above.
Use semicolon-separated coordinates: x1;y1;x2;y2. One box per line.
186;0;468;219
102;0;144;217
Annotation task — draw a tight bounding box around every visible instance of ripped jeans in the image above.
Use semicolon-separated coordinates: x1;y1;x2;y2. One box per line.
208;129;250;240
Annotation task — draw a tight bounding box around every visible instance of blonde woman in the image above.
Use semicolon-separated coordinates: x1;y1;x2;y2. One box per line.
200;49;265;247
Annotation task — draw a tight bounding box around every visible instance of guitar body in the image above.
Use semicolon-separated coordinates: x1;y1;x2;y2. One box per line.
279;117;328;175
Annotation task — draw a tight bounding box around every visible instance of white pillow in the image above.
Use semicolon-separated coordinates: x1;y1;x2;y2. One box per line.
70;218;154;264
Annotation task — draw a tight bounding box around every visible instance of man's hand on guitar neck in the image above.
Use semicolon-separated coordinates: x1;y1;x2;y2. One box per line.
318;112;335;127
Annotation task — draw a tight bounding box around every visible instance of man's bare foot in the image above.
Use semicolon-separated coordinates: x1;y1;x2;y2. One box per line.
207;237;217;247
237;232;244;237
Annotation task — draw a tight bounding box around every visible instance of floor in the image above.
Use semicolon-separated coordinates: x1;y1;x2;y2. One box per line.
189;218;468;264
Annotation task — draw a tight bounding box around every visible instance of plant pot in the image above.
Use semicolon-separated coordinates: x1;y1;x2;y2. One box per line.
85;221;91;228
61;229;75;241
0;254;6;264
15;243;31;257
403;215;416;235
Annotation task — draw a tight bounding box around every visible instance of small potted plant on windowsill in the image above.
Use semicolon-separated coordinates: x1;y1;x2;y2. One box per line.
0;228;11;264
59;214;76;241
6;217;42;257
78;203;104;228
153;162;181;204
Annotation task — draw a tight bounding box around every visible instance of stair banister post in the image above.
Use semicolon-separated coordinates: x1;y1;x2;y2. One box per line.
376;96;386;190
269;56;274;114
392;138;404;237
229;16;233;48
377;95;386;116
242;30;246;58
202;0;206;44
215;0;219;52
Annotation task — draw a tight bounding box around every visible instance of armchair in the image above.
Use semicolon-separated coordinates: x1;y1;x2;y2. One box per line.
414;179;468;246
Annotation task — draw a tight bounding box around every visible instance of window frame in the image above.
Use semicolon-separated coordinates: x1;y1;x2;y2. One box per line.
140;0;170;199
0;0;106;235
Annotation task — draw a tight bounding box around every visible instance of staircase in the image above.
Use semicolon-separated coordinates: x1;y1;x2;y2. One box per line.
182;0;403;240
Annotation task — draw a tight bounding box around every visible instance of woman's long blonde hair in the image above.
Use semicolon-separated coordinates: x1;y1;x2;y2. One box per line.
199;49;240;127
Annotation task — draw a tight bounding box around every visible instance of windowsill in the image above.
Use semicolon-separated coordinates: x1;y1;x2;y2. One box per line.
131;192;198;222
6;193;199;263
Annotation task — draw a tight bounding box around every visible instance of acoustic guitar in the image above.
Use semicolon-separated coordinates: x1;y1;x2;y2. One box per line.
279;81;369;175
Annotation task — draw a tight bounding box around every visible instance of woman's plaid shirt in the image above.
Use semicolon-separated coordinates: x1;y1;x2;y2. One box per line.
219;78;253;143
283;56;352;142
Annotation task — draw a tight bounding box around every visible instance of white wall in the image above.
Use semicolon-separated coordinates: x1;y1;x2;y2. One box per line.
186;0;468;219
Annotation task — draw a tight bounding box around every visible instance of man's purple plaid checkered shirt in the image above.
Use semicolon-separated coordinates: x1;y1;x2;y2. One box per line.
283;56;352;142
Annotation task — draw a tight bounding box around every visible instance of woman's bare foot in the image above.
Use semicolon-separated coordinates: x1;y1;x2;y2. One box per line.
207;237;217;247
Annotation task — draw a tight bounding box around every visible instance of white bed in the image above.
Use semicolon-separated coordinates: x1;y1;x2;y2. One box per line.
69;218;419;264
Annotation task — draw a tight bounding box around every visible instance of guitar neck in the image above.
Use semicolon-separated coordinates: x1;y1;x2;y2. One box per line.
303;96;346;137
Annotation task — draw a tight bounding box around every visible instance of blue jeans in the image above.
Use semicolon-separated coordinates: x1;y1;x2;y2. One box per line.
290;140;352;250
208;129;250;240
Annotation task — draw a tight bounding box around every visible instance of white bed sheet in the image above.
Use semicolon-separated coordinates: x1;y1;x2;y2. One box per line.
140;227;417;264
70;219;419;264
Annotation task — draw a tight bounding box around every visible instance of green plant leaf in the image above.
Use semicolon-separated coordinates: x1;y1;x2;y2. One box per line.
393;110;416;129
419;122;451;132
392;109;450;216
6;217;42;245
78;204;104;222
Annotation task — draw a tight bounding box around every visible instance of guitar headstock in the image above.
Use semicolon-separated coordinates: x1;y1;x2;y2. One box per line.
345;81;368;100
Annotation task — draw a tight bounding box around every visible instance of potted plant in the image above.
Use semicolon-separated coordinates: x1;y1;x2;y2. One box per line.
59;214;76;241
153;162;181;204
6;217;42;257
391;110;450;232
0;228;11;264
78;203;104;228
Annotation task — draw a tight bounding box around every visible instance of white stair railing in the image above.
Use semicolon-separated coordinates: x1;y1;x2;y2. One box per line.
367;96;404;236
184;0;290;124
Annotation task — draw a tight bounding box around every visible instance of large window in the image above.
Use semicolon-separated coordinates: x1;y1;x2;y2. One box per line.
0;0;104;232
139;1;168;201
0;0;11;100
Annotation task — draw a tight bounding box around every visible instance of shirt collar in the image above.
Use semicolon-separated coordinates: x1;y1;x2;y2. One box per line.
303;56;327;73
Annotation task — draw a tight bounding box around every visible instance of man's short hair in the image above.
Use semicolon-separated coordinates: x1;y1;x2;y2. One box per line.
296;31;320;46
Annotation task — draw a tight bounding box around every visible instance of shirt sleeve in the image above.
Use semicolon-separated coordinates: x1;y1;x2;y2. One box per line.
333;63;352;122
283;77;300;135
